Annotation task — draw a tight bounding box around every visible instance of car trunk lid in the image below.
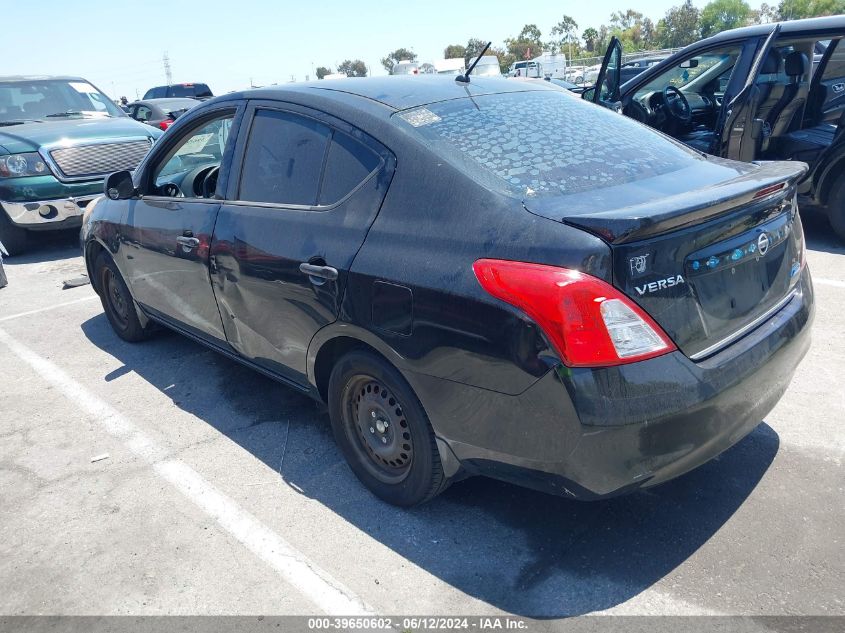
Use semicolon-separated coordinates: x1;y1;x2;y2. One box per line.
524;160;808;360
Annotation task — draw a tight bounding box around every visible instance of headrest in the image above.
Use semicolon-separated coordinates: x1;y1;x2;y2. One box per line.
785;51;809;78
761;49;782;75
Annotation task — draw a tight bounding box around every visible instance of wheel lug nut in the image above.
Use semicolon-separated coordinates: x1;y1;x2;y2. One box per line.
371;411;376;418
381;437;387;444
369;427;375;434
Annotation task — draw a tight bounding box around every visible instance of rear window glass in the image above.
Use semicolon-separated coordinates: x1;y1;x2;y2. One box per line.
822;39;845;80
392;90;700;198
239;109;330;206
169;84;212;98
318;132;381;205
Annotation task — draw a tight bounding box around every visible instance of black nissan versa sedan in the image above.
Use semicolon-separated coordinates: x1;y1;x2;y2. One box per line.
81;76;814;506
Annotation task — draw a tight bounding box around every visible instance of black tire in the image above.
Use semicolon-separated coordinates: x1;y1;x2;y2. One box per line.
94;251;152;343
328;350;450;506
0;211;27;256
828;176;845;242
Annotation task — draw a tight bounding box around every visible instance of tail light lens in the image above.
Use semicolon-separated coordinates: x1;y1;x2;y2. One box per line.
159;119;172;131
473;259;676;367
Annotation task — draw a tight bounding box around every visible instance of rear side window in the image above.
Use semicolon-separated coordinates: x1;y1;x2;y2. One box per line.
393;90;700;198
318;132;381;205
239;109;331;205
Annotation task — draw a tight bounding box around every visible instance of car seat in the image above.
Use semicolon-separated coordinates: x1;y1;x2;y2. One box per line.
761;51;811;152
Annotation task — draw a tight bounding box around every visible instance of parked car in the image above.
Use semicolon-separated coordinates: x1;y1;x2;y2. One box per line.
0;75;161;255
143;83;213;100
83;76;813;506
507;60;541;78
127;98;200;131
620;55;669;83
588;16;845;238
391;62;420;76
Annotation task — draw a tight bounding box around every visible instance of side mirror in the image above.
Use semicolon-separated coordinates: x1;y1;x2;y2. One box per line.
680;59;700;69
105;170;136;200
581;87;596;101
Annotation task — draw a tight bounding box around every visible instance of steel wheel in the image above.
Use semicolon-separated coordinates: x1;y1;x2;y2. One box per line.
342;375;414;484
102;266;130;331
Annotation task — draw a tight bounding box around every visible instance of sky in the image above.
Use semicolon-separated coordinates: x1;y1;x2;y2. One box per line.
5;0;716;99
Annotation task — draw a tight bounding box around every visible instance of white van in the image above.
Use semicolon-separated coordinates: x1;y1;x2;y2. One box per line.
392;61;420;75
466;55;502;77
507;60;541;78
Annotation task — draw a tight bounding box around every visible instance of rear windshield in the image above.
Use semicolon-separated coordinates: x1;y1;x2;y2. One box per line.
392;90;700;198
169;84;212;98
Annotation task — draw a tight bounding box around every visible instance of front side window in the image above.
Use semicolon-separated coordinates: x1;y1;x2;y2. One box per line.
821;39;845;81
152;113;234;197
135;105;152;122
394;90;700;198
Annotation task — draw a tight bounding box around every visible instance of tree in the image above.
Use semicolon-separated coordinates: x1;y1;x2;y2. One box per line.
380;48;417;74
315;66;332;80
750;2;779;22
582;27;599;52
338;60;368;77
444;44;466;59
504;24;544;63
610;9;644;30
656;0;701;48
550;15;579;59
778;0;845;19
700;0;751;37
518;24;543;46
464;38;489;65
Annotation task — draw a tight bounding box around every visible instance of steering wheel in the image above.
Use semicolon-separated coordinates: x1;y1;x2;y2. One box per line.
663;85;692;123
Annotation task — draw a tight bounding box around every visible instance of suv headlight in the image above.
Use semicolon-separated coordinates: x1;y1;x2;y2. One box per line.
0;153;51;178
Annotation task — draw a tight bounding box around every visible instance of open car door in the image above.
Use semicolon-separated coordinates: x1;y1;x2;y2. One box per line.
717;24;781;161
588;37;623;111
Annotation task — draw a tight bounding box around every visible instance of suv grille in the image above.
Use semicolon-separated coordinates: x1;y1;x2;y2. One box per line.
50;140;152;178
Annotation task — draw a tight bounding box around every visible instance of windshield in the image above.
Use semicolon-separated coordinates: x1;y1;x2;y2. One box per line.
0;79;124;123
638;51;739;92
393;90;700;198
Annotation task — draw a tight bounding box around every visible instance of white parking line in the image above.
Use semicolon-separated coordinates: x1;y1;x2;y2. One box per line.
0;295;99;322
815;278;845;289
0;326;374;617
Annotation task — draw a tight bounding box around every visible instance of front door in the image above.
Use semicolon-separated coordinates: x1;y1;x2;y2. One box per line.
591;36;623;110
210;102;394;385
122;107;240;343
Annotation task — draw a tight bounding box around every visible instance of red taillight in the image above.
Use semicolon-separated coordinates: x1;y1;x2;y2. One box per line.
472;259;676;367
753;182;787;199
159;119;172;131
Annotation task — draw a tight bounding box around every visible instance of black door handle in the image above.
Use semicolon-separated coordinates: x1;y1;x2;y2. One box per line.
299;262;338;281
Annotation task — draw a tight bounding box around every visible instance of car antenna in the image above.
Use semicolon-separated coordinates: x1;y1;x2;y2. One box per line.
456;42;491;84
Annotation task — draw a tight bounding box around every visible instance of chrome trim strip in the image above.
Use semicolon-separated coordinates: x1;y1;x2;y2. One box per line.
38;136;153;183
0;194;99;226
689;288;799;361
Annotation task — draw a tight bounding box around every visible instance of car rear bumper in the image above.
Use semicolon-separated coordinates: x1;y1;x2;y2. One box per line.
409;269;814;499
1;195;97;229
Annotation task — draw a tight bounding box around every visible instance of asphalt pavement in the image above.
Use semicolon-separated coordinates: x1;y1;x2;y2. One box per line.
0;212;842;625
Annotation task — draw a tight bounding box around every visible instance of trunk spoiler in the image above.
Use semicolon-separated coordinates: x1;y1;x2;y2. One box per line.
558;161;808;245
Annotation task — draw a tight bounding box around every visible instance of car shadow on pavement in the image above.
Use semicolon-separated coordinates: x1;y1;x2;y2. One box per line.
3;234;81;266
81;313;779;618
801;207;845;255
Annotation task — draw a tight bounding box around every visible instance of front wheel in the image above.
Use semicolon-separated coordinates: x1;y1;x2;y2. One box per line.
828;176;845;241
95;251;153;342
328;350;450;506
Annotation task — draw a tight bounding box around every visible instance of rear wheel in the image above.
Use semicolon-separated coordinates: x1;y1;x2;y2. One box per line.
0;212;27;256
95;251;152;342
828;176;845;241
328;350;450;506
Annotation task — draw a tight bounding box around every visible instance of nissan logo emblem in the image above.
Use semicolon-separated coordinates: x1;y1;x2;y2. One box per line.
757;233;770;256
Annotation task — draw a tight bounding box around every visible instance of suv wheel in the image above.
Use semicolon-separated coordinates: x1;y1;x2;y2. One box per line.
828;175;845;241
0;212;27;256
95;251;153;342
328;350;450;506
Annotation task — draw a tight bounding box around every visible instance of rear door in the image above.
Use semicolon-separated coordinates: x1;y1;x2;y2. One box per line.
718;25;781;161
210;101;395;385
121;105;242;344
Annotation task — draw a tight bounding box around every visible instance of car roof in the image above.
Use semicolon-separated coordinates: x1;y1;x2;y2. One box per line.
217;75;554;111
0;75;87;82
700;15;845;44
